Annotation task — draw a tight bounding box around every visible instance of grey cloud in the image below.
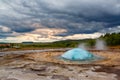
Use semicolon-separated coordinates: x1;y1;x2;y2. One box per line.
0;0;120;38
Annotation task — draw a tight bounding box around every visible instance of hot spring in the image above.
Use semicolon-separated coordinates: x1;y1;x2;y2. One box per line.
61;48;103;62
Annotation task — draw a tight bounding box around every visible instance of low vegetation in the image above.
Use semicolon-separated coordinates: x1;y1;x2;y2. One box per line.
101;33;120;46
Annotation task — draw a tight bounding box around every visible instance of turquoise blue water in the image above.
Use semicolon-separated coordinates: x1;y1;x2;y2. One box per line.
61;48;96;61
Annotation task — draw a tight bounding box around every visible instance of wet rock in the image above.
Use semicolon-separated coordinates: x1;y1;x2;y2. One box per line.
51;75;69;80
3;54;23;59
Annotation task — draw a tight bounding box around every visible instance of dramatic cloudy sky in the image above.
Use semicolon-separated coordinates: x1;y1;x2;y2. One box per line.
0;0;120;42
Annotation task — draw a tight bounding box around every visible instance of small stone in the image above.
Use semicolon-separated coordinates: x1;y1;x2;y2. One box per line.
51;69;58;73
37;73;48;76
94;66;101;69
68;69;73;71
51;75;69;80
30;66;46;72
60;65;67;68
78;70;83;73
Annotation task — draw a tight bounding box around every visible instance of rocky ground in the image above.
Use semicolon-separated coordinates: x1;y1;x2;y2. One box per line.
0;50;120;80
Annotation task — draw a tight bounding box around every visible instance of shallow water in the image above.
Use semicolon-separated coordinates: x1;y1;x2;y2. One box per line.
0;48;71;56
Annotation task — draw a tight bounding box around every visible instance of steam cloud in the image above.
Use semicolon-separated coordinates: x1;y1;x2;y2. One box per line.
95;39;107;50
78;43;87;50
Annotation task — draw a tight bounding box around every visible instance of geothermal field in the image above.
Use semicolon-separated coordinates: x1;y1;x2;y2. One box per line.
0;47;120;80
1;0;120;80
0;38;119;80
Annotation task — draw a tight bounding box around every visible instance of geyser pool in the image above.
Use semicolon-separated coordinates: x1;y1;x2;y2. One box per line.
61;48;101;61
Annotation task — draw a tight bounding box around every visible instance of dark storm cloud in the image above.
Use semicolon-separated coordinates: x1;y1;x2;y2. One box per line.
0;0;120;37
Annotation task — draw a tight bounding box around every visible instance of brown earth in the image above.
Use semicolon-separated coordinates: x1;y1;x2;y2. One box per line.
0;50;120;80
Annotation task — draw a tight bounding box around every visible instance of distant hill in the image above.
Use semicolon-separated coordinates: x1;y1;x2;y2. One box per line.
11;33;120;48
0;33;120;49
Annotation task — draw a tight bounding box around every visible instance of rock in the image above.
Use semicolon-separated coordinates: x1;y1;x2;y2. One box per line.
37;73;48;76
3;54;23;59
0;77;7;80
9;64;29;69
6;78;18;80
94;66;101;69
30;66;46;72
51;75;69;80
59;65;67;68
68;69;73;71
78;70;83;73
51;69;58;73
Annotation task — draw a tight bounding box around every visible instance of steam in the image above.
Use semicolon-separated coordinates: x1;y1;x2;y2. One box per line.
78;43;87;50
78;39;107;50
95;39;107;50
